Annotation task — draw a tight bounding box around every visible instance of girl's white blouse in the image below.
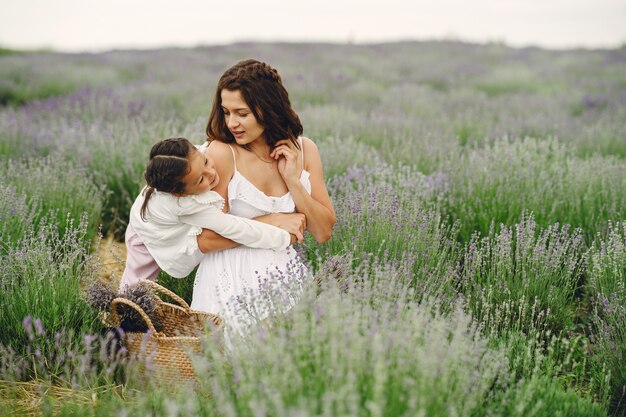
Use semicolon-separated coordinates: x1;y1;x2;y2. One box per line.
128;187;291;278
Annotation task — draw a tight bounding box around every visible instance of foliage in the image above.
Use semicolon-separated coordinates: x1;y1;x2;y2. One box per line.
0;215;100;351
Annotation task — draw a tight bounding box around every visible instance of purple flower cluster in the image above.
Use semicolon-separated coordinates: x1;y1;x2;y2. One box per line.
0;316;129;386
461;212;587;333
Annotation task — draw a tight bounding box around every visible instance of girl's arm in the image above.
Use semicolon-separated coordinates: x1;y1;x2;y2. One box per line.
196;212;304;253
272;137;336;243
180;204;293;251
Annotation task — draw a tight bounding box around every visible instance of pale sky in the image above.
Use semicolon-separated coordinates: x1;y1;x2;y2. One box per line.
1;0;625;52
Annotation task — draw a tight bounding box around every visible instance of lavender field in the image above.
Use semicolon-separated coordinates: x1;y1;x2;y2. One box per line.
1;41;626;416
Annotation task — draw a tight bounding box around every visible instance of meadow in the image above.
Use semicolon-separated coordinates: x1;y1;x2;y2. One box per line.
0;41;625;416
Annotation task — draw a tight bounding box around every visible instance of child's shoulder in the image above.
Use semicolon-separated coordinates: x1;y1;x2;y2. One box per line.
195;141;210;153
179;189;224;208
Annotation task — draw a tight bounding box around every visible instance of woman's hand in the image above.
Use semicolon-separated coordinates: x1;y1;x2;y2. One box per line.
282;137;336;243
271;139;302;185
255;212;306;243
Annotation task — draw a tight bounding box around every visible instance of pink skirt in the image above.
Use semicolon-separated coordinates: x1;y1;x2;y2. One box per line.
118;223;161;291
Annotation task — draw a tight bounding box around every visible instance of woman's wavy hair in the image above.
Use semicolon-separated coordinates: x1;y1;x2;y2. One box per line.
206;59;303;150
140;137;194;220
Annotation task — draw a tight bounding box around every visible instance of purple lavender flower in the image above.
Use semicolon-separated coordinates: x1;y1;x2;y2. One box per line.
33;318;45;336
22;316;34;341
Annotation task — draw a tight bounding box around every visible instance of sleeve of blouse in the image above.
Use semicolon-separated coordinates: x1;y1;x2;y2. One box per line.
179;204;291;250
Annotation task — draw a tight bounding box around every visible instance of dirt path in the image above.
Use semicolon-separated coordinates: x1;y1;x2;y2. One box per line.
94;235;127;288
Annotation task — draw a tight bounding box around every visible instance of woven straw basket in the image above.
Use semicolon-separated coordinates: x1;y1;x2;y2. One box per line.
110;280;223;382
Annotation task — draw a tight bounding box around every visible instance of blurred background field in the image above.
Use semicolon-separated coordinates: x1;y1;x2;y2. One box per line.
1;41;626;416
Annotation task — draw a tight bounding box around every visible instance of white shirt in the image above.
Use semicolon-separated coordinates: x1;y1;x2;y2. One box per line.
129;187;291;278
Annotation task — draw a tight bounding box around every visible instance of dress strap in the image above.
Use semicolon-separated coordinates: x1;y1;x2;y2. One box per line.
299;137;304;167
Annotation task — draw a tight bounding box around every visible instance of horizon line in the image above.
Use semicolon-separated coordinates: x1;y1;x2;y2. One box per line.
2;36;626;55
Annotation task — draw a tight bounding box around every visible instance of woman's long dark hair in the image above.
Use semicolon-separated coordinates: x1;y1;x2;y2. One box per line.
206;59;303;150
139;137;194;221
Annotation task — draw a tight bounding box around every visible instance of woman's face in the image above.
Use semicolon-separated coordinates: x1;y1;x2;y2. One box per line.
221;89;265;146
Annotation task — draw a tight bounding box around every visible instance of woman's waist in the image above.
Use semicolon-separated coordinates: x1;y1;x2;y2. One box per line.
228;202;295;218
204;245;298;257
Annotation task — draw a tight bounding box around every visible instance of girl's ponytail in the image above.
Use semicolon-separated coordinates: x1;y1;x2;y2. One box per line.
140;186;156;221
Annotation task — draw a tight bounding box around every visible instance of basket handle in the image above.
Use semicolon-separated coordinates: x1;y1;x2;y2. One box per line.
110;297;159;334
139;279;191;310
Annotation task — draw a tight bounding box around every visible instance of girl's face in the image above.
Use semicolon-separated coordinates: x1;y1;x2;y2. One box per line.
180;149;219;195
221;89;265;146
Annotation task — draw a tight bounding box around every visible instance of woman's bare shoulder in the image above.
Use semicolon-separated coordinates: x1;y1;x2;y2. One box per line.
206;140;235;173
300;136;319;151
206;139;233;155
300;136;321;157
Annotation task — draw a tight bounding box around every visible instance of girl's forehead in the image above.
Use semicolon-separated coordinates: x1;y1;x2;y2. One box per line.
184;150;203;177
191;148;203;160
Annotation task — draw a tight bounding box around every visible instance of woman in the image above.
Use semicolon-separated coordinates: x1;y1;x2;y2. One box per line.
191;59;336;334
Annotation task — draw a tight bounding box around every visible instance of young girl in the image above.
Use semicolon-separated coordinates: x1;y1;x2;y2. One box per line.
118;137;301;290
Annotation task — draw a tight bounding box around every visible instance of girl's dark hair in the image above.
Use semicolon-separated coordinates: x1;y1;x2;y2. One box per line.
206;59;303;150
140;137;194;220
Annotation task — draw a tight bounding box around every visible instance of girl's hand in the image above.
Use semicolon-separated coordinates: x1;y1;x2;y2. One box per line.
271;139;302;185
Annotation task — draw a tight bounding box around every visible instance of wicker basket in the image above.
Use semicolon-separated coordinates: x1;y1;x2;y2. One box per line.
110;280;223;382
140;280;223;338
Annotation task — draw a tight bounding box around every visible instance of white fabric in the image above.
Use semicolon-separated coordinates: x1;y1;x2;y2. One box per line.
128;187;291;279
191;139;310;335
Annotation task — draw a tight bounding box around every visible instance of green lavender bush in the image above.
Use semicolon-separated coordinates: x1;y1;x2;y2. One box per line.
440;137;626;242
309;163;459;300
588;222;626;415
0;215;100;351
0;156;103;245
195;270;510;417
461;212;587;334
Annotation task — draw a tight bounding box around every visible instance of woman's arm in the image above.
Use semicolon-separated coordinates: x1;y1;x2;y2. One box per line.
196;229;237;253
272;137;336;243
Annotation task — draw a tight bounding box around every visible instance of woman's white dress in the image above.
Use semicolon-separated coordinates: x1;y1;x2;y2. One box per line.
191;142;310;334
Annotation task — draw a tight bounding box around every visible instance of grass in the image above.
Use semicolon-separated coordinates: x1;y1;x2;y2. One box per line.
460;212;587;335
588;222;626;414
0;215;100;352
0;156;104;244
440;137;626;243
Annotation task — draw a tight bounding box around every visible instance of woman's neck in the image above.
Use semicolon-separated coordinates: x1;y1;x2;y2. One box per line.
246;140;271;158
